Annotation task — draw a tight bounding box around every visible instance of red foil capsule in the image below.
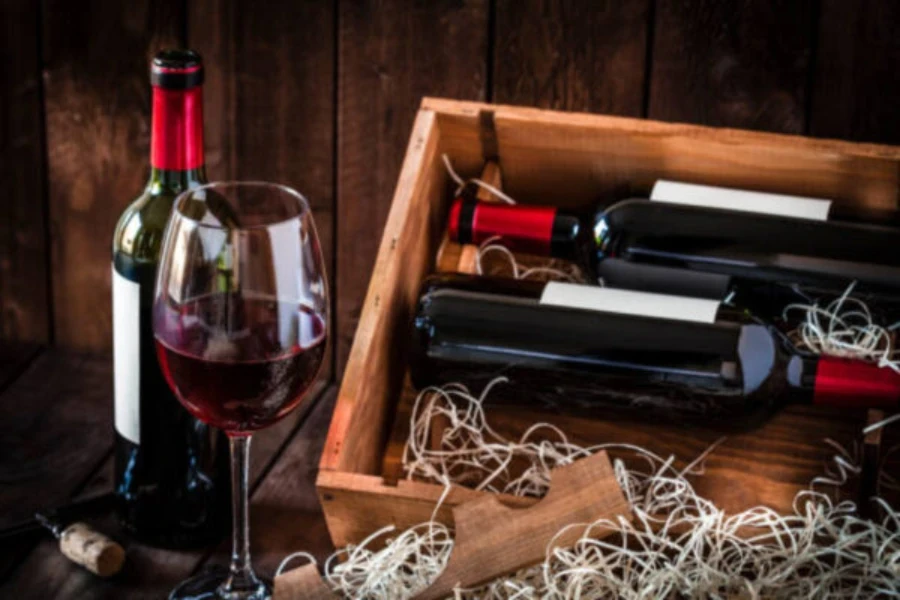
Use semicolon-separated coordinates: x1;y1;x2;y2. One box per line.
150;86;204;171
448;197;558;256
813;357;900;409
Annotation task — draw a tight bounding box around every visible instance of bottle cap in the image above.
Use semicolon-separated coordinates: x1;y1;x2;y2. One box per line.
151;49;204;89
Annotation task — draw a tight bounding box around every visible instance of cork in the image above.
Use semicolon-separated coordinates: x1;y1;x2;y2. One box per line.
273;563;337;600
58;522;125;577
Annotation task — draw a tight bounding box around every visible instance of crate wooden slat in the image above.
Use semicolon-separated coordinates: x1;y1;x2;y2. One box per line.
317;97;900;549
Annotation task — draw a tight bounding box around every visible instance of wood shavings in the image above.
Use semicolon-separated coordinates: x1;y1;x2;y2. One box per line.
442;154;517;205
279;379;898;599
475;237;583;284
784;281;900;372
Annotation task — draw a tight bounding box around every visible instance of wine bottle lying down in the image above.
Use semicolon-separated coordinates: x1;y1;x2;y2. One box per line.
448;195;900;300
409;275;900;422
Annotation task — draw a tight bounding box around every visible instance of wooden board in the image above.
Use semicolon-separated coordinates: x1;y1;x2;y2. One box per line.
0;351;112;528
189;0;336;379
42;0;183;350
335;0;489;376
324;109;448;477
0;351;113;579
0;0;50;343
426;98;900;211
648;0;814;133
0;383;335;598
493;0;650;115
810;0;900;144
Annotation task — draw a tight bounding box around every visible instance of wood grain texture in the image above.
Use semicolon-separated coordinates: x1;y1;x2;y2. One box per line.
0;351;112;532
189;0;336;379
322;110;448;477
377;398;866;519
418;452;628;600
811;0;900;144
0;0;49;342
648;0;814;133
42;0;183;350
336;0;489;375
493;0;650;115
0;342;42;392
0;382;334;599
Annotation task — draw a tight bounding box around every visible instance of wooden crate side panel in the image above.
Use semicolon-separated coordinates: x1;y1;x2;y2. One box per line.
425;98;900;210
493;113;900;210
321;110;447;475
317;471;531;548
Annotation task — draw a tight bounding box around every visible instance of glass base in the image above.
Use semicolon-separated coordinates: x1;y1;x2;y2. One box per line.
169;566;272;600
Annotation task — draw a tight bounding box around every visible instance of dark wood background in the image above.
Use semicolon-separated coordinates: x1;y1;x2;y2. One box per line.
2;0;900;378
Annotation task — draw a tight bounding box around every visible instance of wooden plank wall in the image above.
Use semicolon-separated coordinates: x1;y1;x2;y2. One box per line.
3;0;900;377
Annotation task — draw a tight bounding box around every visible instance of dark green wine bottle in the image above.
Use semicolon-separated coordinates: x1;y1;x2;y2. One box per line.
111;49;229;548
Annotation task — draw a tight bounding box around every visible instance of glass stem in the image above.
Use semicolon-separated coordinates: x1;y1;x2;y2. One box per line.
222;434;261;596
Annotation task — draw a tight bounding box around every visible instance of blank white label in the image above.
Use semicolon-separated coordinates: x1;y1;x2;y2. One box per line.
650;180;832;221
113;265;141;445
540;282;720;324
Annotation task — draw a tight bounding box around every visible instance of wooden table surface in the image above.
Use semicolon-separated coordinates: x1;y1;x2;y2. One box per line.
0;343;337;599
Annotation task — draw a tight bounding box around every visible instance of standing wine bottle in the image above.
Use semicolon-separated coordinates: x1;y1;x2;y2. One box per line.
112;50;228;547
409;276;900;420
447;195;900;298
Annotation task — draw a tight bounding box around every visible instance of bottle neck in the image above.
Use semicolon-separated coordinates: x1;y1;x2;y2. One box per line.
149;85;206;192
449;197;568;257
803;356;900;409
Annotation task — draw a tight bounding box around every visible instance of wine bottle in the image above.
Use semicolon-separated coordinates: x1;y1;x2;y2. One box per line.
409;276;900;420
112;49;229;548
447;195;900;298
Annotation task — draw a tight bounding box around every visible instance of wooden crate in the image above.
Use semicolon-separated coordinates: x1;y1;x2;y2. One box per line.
316;97;900;548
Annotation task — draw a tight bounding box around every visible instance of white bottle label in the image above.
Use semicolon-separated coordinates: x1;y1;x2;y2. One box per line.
113;265;141;445
650;180;832;221
540;282;720;324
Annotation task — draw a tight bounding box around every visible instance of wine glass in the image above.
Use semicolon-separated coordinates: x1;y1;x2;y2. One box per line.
153;182;328;600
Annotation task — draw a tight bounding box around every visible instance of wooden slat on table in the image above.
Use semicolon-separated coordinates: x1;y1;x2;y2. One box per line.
0;382;334;599
0;0;50;343
810;0;900;144
492;0;650;115
648;0;814;133
188;0;337;379
335;0;490;375
0;351;113;579
42;0;183;350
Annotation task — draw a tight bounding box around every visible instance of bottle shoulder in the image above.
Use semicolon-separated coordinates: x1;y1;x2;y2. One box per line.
113;188;177;263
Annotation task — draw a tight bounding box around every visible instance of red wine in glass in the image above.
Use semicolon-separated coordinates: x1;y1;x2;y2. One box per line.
153;181;329;600
156;296;327;433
